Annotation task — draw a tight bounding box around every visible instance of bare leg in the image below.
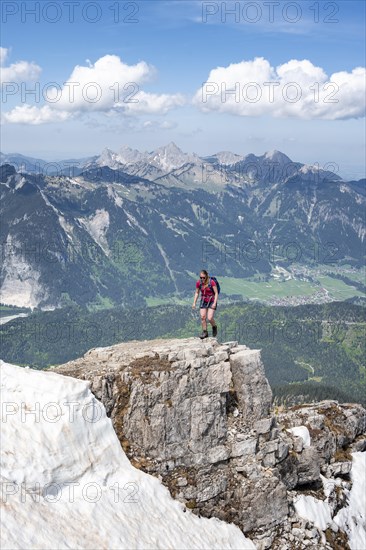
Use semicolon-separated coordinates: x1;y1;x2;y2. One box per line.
200;309;207;330
207;308;216;326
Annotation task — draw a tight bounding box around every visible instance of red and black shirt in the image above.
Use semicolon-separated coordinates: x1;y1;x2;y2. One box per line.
196;278;217;303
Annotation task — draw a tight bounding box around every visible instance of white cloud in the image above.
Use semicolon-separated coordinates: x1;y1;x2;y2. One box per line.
142;120;178;130
0;47;41;81
52;55;185;114
50;55;155;112
3;54;186;124
3;105;71;125
193;57;366;120
122;91;185;115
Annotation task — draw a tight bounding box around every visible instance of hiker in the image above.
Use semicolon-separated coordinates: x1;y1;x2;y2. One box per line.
192;270;218;339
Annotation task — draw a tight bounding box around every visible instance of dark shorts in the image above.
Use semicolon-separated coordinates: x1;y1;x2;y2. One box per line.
200;299;216;310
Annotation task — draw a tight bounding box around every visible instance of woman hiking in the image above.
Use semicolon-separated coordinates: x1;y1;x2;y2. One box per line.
192;270;218;339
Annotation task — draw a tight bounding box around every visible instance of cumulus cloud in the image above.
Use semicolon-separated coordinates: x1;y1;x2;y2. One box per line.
0;47;41;81
3;54;186;124
50;55;155;112
193;57;366;120
3;105;71;125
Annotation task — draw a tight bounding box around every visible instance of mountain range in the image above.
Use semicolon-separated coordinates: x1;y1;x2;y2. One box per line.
0;144;364;310
0;143;345;182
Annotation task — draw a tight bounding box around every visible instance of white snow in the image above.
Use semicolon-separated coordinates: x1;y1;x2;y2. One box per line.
294;494;332;531
0;361;255;550
287;426;311;447
335;452;366;550
320;473;341;498
295;453;366;549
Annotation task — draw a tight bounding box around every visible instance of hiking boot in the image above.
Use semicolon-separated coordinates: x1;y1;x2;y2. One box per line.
199;330;209;339
212;325;218;338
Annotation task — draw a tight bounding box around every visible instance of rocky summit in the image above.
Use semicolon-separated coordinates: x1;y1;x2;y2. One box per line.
53;337;366;550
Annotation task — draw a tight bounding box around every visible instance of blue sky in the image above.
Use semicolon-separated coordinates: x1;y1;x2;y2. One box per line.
1;0;365;177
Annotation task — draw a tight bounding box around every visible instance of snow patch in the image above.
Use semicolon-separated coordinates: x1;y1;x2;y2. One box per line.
0;361;255;550
294;494;332;531
295;454;366;549
287;426;311;447
335;452;366;550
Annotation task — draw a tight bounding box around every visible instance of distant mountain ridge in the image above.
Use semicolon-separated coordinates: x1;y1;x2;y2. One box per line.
1;147;364;309
0;144;345;184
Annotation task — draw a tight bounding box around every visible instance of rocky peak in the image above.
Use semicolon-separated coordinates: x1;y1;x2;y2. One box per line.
54;338;272;468
263;150;292;164
206;151;244;165
95;147;118;168
117;144;147;165
53;337;366;549
148;142;199;171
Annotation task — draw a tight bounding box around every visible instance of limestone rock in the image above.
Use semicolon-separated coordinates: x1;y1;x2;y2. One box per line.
53;337;366;547
326;461;352;477
230;349;272;426
297;447;321;485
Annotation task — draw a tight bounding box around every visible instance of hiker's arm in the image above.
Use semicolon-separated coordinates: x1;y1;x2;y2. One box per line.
212;285;218;308
192;288;200;308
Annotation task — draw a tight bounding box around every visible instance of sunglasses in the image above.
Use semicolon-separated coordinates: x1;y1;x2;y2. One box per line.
200;276;206;279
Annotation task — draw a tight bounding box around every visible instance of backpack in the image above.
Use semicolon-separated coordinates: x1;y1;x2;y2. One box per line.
200;276;221;295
